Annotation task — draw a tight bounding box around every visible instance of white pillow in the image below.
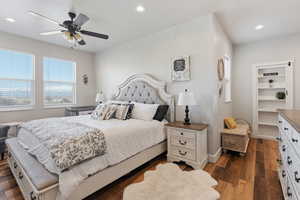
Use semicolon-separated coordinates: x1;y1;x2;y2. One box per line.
131;102;159;121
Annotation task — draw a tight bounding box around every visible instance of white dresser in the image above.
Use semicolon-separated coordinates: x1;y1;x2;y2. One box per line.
278;110;300;200
165;121;208;170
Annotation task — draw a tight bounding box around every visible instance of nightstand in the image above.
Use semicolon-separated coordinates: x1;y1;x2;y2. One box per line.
65;106;96;116
165;121;208;170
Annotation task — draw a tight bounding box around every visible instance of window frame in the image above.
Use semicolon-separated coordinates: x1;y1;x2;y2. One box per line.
42;57;77;108
0;48;35;111
224;55;232;103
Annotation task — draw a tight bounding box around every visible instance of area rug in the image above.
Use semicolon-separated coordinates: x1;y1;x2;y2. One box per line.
123;163;220;200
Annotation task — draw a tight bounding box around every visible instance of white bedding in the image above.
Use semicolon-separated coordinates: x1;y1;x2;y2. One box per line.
17;116;167;199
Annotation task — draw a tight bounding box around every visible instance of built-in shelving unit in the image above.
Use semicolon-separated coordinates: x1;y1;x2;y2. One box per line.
252;61;294;139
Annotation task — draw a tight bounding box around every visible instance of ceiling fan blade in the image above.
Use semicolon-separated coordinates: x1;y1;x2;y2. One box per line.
74;13;90;27
80;30;109;40
40;30;64;36
28;11;62;26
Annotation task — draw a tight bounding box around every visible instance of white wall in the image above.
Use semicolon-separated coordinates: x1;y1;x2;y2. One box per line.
233;33;300;124
95;14;232;157
0;31;96;123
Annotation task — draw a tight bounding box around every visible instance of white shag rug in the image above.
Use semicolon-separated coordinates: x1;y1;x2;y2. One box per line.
123;163;220;200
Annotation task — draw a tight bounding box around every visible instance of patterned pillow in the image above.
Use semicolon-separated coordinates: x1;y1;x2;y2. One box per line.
110;103;134;120
91;104;117;120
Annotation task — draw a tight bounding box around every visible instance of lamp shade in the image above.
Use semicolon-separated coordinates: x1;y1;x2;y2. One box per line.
95;92;105;103
178;90;197;106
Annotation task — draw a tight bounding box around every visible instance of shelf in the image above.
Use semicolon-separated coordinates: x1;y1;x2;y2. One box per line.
258;122;278;127
258;87;285;90
258;108;279;113
258;98;285;102
258;75;285;79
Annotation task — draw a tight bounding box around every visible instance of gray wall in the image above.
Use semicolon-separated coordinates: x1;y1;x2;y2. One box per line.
233;33;300;124
0;31;96;123
95;15;232;156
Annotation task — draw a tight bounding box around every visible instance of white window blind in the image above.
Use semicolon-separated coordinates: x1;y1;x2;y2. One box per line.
43;57;76;106
0;49;34;109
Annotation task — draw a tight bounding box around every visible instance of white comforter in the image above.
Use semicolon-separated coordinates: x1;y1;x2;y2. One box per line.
17;116;167;199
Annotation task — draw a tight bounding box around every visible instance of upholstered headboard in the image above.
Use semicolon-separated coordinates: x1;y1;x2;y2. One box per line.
113;74;175;122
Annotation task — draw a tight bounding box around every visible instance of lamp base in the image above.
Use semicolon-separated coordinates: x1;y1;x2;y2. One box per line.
183;105;191;125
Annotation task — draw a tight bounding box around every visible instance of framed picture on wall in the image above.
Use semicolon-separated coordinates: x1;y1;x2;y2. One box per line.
171;56;191;81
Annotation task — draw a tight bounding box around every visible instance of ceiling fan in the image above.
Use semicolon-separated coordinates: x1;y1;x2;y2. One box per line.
28;11;109;46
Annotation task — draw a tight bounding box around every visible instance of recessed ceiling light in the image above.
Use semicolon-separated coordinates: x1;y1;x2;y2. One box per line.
136;5;145;13
5;18;16;23
255;25;264;30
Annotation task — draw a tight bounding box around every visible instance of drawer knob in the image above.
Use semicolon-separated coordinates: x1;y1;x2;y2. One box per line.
179;140;187;145
287;156;292;165
282;145;286;152
18;172;23;180
282;170;286;178
180;132;184;136
295;171;300;183
287;187;292;197
276;137;282;142
13;162;17;169
284;127;289;131
292;138;298;143
276;159;282;165
278;121;282;124
30;192;37;200
178;150;187;156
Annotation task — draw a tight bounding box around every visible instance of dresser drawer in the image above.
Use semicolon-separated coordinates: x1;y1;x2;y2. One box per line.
170;146;196;161
170;136;195;150
169;128;196;139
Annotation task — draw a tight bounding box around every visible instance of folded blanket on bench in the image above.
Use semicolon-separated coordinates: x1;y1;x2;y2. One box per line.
20;118;106;172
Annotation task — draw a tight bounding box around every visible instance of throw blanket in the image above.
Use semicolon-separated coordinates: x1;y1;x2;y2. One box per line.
20;118;106;172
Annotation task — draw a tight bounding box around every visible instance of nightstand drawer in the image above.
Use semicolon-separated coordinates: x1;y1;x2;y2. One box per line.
170;136;195;150
170;146;196;161
169;129;196;139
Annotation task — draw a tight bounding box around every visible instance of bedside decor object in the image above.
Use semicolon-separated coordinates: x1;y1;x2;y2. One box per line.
178;89;196;125
96;91;105;104
217;58;225;81
171;56;190;81
165;121;208;169
276;91;286;100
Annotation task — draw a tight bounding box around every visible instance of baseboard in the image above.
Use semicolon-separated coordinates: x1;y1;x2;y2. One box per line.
208;147;222;163
251;134;276;141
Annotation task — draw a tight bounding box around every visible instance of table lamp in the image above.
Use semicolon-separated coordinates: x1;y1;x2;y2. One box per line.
178;89;197;125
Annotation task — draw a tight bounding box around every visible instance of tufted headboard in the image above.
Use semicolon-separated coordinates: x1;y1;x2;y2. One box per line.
113;74;175;122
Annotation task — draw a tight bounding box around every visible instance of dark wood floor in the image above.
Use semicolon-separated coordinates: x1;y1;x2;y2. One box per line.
0;139;282;200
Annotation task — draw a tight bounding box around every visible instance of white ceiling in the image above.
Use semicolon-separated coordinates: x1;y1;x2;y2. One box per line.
0;0;300;52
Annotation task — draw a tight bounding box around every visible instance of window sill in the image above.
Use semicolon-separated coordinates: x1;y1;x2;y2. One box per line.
0;106;34;112
44;104;76;109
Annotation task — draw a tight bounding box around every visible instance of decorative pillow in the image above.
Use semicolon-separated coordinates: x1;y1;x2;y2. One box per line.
91;104;117;120
113;103;134;120
224;117;237;129
132;102;159;121
153;105;169;121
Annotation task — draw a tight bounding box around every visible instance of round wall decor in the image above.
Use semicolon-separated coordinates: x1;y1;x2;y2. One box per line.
217;58;225;81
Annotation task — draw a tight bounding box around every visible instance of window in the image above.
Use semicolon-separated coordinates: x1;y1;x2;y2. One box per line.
43;57;76;106
0;49;34;109
224;55;232;103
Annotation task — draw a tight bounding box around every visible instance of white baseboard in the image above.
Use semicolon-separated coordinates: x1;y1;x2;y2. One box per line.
208;147;222;163
251;134;276;141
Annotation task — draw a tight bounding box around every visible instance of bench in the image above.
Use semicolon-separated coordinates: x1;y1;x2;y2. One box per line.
6;138;58;200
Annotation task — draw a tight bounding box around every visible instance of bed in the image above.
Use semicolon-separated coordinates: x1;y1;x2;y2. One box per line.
6;74;175;200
